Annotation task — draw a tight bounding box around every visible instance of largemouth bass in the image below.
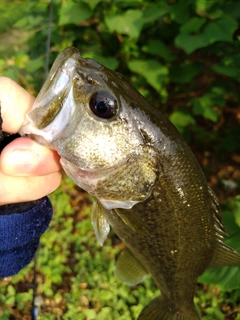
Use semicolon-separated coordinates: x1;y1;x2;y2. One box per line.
20;47;240;320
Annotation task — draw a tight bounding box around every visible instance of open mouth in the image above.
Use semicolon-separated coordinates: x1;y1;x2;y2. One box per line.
19;49;80;142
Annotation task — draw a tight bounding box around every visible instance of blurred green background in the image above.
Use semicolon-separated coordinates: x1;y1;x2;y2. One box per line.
0;0;240;319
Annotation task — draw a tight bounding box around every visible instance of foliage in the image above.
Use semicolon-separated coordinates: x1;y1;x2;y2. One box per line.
1;0;240;152
198;196;240;291
0;178;160;320
0;0;240;319
0;179;239;319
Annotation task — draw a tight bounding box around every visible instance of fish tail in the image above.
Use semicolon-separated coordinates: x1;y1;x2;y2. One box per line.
137;296;200;320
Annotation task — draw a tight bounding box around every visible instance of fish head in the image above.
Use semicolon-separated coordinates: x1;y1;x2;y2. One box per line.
20;47;158;209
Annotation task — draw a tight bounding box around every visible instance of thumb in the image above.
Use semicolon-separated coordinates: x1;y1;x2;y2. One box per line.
1;137;61;176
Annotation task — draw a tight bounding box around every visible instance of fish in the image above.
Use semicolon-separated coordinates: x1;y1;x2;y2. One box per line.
20;46;240;320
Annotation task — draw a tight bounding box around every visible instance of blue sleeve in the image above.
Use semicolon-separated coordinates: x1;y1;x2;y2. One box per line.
0;197;52;278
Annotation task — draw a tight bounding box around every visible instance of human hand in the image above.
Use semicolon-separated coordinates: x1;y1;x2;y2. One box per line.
0;77;62;205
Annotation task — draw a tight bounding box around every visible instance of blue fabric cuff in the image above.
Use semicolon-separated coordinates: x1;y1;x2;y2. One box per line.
0;197;52;278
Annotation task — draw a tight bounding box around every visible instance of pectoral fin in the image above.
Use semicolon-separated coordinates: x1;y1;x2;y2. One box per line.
115;249;148;286
91;199;110;246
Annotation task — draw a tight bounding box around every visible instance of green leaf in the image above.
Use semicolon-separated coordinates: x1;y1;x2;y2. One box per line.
14;14;45;29
224;196;240;229
198;201;240;291
81;52;119;70
26;58;44;73
169;108;196;132
174;33;209;54
83;309;97;319
207;9;224;20
51;273;63;284
195;0;219;12
192;99;218;121
7;285;16;296
2;67;19;82
191;91;225;122
180;17;206;34
5;296;15;306
142;40;176;62
59;1;93;26
225;230;240;254
142;4;169;23
213;53;240;81
213;65;240;81
224;2;240;19
105;9;143;39
198;265;240;291
195;0;223;18
175;15;237;53
113;0;144;8
203;14;237;43
43;287;54;297
204;307;225;319
82;0;110;10
233;197;240;228
170;62;201;83
169;1;191;24
128;59;168;91
222;211;240;237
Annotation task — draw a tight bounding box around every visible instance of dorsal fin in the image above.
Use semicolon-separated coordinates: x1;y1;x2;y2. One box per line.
208;187;227;235
115;248;148;286
208;187;240;268
208;242;240;268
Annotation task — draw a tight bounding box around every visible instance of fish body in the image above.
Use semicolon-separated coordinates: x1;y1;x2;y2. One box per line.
20;47;240;320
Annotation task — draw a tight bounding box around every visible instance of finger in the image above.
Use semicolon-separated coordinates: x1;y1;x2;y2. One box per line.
0;77;35;133
0;137;61;176
0;171;62;205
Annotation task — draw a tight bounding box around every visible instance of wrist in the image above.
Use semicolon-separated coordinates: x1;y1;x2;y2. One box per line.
0;197;52;278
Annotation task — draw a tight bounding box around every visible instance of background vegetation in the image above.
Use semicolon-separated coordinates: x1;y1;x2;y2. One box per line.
0;0;240;319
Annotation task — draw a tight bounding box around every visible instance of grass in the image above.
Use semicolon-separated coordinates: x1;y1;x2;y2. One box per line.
0;0;30;57
0;176;239;320
0;177;158;320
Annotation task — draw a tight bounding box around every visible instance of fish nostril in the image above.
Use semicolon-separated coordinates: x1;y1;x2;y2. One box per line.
86;75;99;85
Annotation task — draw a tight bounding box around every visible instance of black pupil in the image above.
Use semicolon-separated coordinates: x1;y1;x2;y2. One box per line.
96;101;108;114
90;91;117;119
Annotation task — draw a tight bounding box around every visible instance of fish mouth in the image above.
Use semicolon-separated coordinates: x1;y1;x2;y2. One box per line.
19;46;104;145
19;48;82;141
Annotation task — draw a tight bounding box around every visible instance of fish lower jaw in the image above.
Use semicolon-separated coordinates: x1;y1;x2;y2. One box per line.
19;121;54;148
60;156;124;192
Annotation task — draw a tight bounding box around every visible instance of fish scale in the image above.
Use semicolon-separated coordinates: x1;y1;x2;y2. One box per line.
20;47;240;320
107;178;209;302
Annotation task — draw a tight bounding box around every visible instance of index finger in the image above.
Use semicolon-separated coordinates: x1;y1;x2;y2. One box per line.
0;77;35;133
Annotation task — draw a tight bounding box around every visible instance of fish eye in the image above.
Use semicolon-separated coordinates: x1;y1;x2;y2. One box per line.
89;91;117;119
